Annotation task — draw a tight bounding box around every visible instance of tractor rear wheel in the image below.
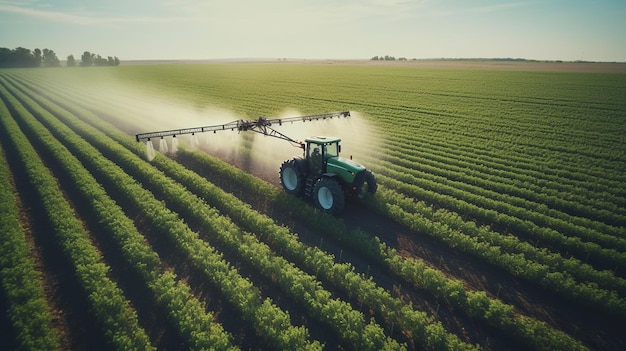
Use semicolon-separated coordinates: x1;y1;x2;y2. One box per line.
312;177;345;214
279;159;304;196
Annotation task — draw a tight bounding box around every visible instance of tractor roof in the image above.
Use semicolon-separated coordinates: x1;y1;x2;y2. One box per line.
305;136;341;144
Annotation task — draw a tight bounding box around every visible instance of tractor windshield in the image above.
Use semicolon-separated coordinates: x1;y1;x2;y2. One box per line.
323;142;339;158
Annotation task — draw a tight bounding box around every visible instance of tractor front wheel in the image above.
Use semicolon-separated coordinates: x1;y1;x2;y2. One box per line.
312;177;345;215
279;159;304;196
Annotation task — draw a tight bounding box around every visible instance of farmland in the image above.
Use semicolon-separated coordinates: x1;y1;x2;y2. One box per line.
0;61;624;350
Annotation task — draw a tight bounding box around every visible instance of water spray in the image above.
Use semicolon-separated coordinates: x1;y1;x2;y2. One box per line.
190;133;200;149
146;140;155;161
159;137;169;153
171;135;179;153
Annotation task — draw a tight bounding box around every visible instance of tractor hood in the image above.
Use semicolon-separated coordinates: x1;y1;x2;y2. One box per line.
327;156;366;174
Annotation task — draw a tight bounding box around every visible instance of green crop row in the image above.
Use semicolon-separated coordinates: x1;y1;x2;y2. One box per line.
172;148;590;351
13;70;588;345
1;76;240;350
383;126;626;204
8;73;406;351
370;149;626;246
138;156;407;351
13;71;480;350
5;66;620;350
138;138;588;351
16;69;626;210
366;160;626;280
144;151;475;350
2;74;322;351
371;186;626;321
374;114;626;194
6;68;475;350
372;104;625;171
372;104;626;180
157;106;624;310
0;107;60;351
0;81;155;351
379;135;626;229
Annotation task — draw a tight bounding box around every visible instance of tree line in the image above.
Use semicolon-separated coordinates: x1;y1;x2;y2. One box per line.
0;47;120;68
371;55;410;61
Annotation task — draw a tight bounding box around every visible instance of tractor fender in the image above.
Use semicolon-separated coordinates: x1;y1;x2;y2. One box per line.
292;157;307;172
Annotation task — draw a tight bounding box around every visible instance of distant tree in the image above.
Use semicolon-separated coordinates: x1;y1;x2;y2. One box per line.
67;54;76;67
0;47;119;68
80;51;94;66
371;55;400;61
42;49;60;67
33;48;42;66
94;54;108;66
0;47;11;67
76;51;120;66
107;56;120;66
13;47;38;67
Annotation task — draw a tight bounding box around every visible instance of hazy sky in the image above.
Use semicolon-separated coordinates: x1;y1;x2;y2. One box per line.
1;0;624;62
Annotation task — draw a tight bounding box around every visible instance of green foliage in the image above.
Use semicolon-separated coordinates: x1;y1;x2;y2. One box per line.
0;82;154;350
3;64;624;351
0;120;60;350
3;75;317;350
0;77;238;350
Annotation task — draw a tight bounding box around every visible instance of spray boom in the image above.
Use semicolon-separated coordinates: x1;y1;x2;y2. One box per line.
135;111;350;147
135;109;377;214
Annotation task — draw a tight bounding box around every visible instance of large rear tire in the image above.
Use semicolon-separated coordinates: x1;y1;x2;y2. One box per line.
279;159;304;196
312;177;345;215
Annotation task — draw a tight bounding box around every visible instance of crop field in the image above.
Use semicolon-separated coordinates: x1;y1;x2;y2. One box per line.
0;62;625;350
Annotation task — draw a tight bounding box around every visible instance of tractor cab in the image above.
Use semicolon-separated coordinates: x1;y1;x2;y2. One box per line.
305;136;341;174
305;136;367;184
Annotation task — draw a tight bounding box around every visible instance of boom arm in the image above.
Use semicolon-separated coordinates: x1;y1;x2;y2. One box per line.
135;111;350;146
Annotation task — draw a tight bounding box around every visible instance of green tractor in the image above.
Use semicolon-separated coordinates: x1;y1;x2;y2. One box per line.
136;111;376;214
280;136;377;214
